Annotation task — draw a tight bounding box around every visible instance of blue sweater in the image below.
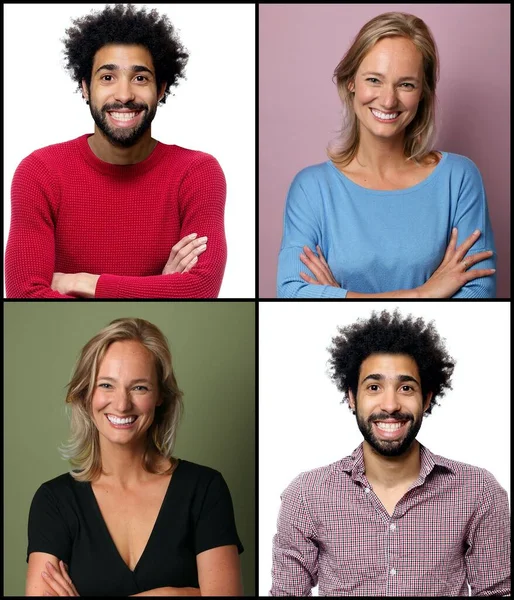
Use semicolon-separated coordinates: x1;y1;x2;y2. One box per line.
277;152;496;298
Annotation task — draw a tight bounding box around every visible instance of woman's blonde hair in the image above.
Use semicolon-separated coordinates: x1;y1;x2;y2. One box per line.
327;12;440;167
59;318;183;482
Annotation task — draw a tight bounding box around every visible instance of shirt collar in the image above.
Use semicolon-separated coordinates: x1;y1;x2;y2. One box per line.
339;441;455;484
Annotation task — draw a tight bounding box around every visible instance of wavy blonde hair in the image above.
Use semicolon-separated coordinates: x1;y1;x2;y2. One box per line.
327;11;441;168
59;318;183;482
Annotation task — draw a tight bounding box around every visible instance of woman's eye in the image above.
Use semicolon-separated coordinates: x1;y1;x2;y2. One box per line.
133;386;149;391
99;383;112;388
366;78;414;88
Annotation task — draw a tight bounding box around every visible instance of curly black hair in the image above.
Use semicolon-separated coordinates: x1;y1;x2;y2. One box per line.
62;4;189;105
328;309;455;415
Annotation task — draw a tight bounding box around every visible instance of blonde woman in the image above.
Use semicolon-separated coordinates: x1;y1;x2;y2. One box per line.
25;318;243;596
277;12;496;298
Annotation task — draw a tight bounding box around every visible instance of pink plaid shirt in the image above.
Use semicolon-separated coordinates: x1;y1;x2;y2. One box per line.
271;442;510;596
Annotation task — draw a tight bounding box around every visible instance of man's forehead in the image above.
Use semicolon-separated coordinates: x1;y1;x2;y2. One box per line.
93;44;153;67
359;353;420;379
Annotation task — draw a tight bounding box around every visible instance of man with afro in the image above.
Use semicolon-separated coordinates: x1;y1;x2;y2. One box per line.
6;4;226;298
271;309;510;596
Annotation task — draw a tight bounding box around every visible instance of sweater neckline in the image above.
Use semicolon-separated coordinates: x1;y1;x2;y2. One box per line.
328;151;447;195
78;133;167;176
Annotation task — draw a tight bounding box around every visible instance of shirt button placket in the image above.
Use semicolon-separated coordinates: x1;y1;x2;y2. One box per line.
388;522;398;592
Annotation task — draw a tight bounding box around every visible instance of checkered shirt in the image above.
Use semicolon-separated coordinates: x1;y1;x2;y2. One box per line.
270;442;510;596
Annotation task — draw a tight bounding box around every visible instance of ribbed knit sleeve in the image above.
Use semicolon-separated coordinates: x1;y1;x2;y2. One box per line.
5;155;75;298
5;136;227;299
94;155;227;298
277;173;348;298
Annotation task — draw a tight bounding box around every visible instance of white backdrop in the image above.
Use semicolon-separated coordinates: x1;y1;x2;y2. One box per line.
259;301;511;596
3;3;255;298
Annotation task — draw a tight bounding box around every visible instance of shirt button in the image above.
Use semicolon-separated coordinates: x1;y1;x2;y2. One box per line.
390;523;396;531
390;568;397;576
365;487;370;494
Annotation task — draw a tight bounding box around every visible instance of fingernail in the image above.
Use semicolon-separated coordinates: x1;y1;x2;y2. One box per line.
192;256;198;262
198;236;208;243
452;227;457;233
491;269;496;272
42;571;48;577
474;229;480;234
198;244;207;251
189;233;198;239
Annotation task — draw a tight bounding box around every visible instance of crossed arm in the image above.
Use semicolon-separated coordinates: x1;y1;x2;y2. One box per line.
50;233;210;298
294;228;495;299
26;546;243;596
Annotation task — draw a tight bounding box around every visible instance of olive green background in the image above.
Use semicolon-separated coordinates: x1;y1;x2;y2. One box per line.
4;301;255;596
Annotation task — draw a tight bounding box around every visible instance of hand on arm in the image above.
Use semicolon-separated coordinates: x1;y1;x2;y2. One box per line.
38;560;79;596
416;228;495;298
299;245;341;288
162;233;208;275
51;273;100;298
26;553;74;596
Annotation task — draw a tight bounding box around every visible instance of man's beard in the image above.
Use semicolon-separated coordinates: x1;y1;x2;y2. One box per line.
89;101;157;148
355;405;423;457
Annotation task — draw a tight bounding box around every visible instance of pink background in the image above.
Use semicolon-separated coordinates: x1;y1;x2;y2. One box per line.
259;4;510;298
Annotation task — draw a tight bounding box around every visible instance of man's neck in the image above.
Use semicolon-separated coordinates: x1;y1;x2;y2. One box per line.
363;439;421;490
87;129;157;165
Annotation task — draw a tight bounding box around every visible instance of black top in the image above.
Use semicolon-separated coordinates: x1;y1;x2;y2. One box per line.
27;459;244;596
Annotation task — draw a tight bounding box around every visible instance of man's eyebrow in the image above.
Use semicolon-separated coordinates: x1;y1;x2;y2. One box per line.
362;71;420;83
361;373;420;386
95;64;154;76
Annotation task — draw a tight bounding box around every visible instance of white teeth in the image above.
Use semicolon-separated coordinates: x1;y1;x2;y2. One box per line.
375;421;404;431
371;109;399;120
109;112;138;120
107;415;136;425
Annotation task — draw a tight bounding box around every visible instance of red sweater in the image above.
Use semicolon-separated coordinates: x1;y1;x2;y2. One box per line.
5;134;227;298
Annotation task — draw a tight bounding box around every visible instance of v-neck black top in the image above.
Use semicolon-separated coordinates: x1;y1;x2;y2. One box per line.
27;460;244;596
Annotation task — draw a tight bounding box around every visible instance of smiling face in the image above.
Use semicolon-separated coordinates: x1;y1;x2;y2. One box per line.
349;353;432;457
91;340;161;448
349;37;424;141
82;44;165;148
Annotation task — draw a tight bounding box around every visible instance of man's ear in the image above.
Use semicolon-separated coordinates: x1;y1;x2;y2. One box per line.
158;81;167;102
81;79;89;103
423;392;433;414
348;389;356;412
